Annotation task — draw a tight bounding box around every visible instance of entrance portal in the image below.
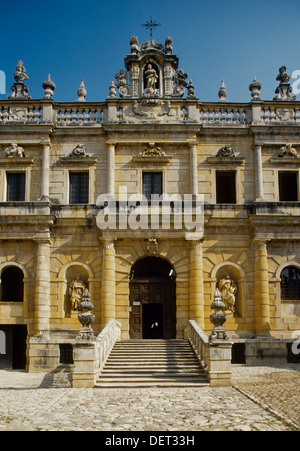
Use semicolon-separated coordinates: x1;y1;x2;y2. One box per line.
129;257;176;339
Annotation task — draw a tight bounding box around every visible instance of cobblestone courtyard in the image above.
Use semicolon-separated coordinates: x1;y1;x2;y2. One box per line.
0;365;299;431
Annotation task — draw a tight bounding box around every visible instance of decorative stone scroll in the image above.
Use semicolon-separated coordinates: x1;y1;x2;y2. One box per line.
147;238;159;256
216;145;235;158
68;143;88;157
5;143;26;158
279;143;298;158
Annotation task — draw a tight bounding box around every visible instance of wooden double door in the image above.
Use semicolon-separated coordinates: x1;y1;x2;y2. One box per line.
129;278;176;339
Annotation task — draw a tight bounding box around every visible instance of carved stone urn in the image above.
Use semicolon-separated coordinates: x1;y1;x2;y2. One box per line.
77;289;96;341
210;288;228;341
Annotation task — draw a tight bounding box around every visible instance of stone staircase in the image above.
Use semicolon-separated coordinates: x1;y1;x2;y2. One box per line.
95;339;209;388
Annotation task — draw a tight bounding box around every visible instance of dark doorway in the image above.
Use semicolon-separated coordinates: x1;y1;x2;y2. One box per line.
0;325;27;369
130;257;176;339
143;304;164;339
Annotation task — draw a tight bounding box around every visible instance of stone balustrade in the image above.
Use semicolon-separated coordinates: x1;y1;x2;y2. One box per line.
73;319;121;388
185;320;233;387
1;99;300;127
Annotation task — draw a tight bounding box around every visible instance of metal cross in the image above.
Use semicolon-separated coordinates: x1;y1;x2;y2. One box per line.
141;17;161;38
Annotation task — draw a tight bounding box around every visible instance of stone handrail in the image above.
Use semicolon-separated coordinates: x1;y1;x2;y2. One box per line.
185;320;209;370
185;320;233;387
95;319;122;372
72;319;121;388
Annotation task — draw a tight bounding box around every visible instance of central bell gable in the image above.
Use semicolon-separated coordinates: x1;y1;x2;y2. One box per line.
112;36;196;100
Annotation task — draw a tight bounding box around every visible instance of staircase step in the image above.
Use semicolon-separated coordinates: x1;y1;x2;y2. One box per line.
95;339;209;388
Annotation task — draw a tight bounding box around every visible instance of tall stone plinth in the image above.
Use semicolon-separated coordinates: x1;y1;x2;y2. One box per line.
72;341;99;388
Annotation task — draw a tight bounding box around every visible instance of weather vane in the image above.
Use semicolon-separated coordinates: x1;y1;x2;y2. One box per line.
141;16;161;38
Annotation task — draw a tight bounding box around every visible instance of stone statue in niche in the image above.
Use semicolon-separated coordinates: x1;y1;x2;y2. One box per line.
69;276;86;311
145;64;158;96
5;143;26;158
279;143;298;158
218;275;237;315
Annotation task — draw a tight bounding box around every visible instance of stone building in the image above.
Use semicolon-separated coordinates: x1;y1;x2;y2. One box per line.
0;36;300;374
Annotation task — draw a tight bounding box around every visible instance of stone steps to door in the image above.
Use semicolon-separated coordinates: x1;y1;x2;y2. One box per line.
95;339;209;388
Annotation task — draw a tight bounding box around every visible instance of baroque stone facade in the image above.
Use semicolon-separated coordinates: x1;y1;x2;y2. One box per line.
0;36;300;373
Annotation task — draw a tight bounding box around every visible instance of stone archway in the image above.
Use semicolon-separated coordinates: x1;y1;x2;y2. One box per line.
129;257;176;339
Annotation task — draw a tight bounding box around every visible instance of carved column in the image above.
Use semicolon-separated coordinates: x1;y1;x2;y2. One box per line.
34;239;51;335
189;141;198;196
254;239;271;335
189;240;204;328
106;143;115;197
254;144;264;201
40;138;51;200
101;238;116;329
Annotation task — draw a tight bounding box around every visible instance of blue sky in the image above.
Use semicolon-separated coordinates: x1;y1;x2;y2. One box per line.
1;0;300;102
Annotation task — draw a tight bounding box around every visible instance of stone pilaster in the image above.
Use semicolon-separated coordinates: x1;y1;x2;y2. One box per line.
189;240;204;328
253;144;264;201
40;138;51;200
34;239;51;336
254;239;271;335
106;143;115;197
189;140;198;196
101;238;116;329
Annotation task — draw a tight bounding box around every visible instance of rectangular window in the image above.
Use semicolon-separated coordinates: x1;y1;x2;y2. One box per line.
143;172;163;200
216;171;236;204
6;172;26;201
69;172;89;204
279;172;298;201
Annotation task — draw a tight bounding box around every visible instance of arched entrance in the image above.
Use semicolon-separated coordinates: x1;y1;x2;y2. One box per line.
129;257;176;339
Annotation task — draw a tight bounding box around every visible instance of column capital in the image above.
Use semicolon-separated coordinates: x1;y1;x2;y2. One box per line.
40;137;52;148
253;238;271;249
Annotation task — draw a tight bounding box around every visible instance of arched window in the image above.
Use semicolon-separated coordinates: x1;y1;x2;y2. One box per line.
0;267;24;302
280;266;300;300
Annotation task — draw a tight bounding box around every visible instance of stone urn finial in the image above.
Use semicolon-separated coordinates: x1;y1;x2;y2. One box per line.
43;74;56;99
77;289;96;341
249;76;261;101
210;288;228;341
77;79;87;102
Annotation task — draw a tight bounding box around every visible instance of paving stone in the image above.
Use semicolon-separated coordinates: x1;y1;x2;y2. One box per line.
0;366;299;431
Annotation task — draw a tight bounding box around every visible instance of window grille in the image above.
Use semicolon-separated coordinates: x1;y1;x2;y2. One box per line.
69;172;89;204
7;172;25;201
280;266;300;300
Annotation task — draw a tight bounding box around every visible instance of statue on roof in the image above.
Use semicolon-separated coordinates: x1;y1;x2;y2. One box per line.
8;60;31;100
